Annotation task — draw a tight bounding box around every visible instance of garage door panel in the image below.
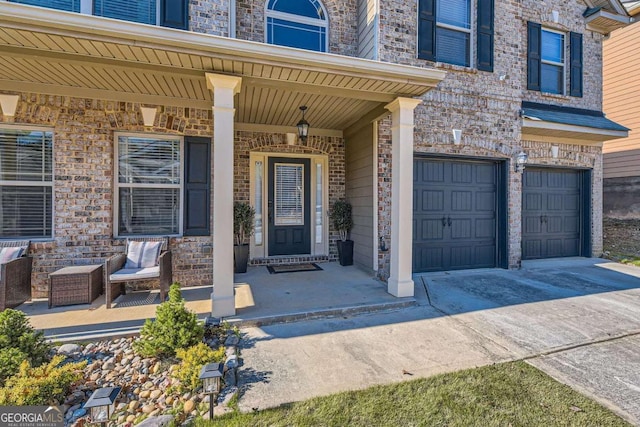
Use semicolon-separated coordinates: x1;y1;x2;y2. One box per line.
525;193;542;211
475;218;496;238
476;164;496;184
523;168;585;260
413;158;500;272
451;219;472;239
452;163;473;183
476;192;495;211
419;189;444;211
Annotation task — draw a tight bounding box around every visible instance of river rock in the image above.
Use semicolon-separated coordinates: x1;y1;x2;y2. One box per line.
224;335;239;347
142;404;155;414
129;400;140;411
183;400;196;413
150;389;162;399
58;343;81;355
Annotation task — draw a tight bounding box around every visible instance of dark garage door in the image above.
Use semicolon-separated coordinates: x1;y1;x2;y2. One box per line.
522;168;586;260
413;158;501;273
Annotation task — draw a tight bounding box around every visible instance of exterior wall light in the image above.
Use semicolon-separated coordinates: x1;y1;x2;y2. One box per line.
296;106;310;143
515;151;529;173
199;362;224;420
551;145;559;159
84;386;121;426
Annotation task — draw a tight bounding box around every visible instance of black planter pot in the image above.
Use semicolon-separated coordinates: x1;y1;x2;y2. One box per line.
234;244;250;273
337;239;354;266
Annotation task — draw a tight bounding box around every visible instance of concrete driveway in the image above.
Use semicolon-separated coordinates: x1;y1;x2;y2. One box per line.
236;258;640;424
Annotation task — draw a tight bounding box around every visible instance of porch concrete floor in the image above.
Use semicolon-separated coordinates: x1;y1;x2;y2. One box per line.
18;262;410;341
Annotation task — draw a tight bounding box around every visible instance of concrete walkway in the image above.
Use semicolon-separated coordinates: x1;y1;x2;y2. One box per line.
237;259;640;424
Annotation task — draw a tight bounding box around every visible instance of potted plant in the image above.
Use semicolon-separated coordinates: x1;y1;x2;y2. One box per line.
233;202;255;273
329;200;354;266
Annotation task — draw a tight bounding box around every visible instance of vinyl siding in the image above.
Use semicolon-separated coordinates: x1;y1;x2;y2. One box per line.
603;19;640;179
357;0;378;60
345;123;374;270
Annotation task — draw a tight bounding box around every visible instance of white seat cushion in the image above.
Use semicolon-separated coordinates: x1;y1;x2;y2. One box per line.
110;266;160;282
0;247;23;264
124;241;162;269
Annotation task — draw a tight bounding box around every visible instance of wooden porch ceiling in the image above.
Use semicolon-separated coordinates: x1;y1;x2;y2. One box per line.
0;4;445;131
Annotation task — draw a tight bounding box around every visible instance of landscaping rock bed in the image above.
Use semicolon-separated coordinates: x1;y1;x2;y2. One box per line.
58;333;241;426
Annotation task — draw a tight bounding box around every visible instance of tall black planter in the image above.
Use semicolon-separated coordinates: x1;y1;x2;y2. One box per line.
337;239;354;266
234;244;249;273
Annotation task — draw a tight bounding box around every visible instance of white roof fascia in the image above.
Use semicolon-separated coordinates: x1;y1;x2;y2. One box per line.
0;2;446;87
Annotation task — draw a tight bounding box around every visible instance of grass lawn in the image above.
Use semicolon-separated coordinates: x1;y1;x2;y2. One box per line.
197;361;630;427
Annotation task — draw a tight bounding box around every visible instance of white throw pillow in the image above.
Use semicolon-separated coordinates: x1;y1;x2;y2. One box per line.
124;241;162;269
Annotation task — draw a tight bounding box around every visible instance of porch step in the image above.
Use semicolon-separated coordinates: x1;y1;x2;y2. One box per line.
225;299;418;328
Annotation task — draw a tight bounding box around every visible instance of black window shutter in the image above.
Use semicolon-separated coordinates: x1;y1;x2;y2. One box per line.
570;32;583;97
527;21;542;91
476;0;494;72
417;0;436;61
161;0;188;30
184;137;211;236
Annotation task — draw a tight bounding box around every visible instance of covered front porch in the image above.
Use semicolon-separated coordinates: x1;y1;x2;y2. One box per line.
18;263;415;342
0;2;445;317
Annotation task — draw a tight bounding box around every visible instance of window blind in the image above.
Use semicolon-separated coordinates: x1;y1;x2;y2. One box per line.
0;129;53;238
437;0;470;29
8;0;80;12
94;0;156;25
118;136;179;185
275;164;304;226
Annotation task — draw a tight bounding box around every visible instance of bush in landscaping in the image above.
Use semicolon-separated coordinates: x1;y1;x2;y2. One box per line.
173;342;226;392
134;283;204;358
0;309;51;385
0;355;86;405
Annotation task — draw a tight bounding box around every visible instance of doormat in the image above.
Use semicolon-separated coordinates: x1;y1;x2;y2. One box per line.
266;263;323;274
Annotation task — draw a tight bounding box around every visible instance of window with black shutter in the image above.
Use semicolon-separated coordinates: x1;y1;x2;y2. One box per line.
527;22;583;97
418;0;494;71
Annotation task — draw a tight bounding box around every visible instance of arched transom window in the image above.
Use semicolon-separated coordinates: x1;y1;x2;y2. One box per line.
266;0;328;52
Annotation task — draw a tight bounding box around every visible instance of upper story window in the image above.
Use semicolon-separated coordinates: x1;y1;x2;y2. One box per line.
0;128;53;239
266;0;328;52
435;0;471;67
527;22;583;97
8;0;188;30
418;0;494;72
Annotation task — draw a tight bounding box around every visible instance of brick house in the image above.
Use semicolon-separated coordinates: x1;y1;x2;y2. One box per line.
0;0;630;317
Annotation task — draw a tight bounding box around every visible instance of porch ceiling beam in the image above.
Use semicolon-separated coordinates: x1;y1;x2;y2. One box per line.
343;104;391;137
0;79;212;110
243;77;398;103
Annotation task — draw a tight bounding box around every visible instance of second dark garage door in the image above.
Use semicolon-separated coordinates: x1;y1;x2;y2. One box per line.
522;168;589;260
413;157;506;273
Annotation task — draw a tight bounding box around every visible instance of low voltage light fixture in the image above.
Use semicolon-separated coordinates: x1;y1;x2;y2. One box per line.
140;106;158;127
551;145;559;159
0;94;19;117
296;106;310;143
515;151;529;173
200;362;224;420
84;386;121;426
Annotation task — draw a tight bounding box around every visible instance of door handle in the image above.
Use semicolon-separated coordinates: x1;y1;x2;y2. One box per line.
442;217;447;227
540;215;544;224
447;217;452;227
543;215;548;224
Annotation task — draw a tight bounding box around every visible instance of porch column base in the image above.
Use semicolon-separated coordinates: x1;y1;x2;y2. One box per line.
387;278;415;298
211;292;236;318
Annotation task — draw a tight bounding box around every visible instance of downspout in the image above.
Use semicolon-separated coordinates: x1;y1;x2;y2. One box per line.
229;0;236;38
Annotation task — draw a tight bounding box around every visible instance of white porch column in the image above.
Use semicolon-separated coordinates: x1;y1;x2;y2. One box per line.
385;97;422;297
206;73;242;317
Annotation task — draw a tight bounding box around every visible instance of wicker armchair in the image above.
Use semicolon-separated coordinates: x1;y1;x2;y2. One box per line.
0;240;32;311
105;237;172;309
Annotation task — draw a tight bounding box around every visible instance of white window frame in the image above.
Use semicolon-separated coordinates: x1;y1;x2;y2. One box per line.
0;124;54;240
113;132;184;238
435;0;474;68
264;0;329;52
540;27;566;95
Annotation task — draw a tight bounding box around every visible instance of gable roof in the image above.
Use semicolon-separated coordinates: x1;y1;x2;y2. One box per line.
621;0;640;16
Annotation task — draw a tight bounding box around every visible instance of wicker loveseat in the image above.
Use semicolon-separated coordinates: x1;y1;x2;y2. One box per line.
0;240;32;311
105;237;172;309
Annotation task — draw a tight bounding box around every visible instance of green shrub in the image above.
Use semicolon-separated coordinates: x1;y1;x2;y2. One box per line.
173;342;225;392
134;284;204;358
0;309;51;384
0;355;85;405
